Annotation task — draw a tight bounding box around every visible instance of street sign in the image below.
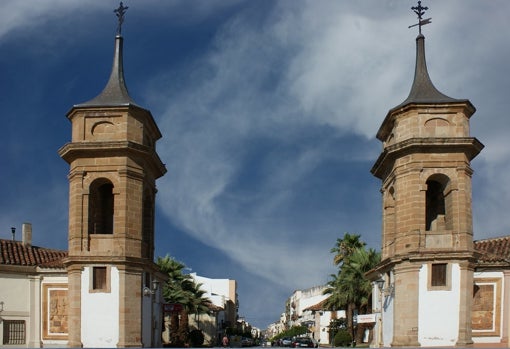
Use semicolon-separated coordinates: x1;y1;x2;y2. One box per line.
163;303;183;313
356;314;376;324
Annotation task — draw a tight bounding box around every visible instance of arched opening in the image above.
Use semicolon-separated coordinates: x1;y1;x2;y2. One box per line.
425;174;451;231
88;179;114;234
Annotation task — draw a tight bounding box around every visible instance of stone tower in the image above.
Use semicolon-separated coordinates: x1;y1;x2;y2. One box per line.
369;5;484;347
59;5;166;347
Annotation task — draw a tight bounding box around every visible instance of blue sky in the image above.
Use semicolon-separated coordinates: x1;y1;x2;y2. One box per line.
1;1;509;329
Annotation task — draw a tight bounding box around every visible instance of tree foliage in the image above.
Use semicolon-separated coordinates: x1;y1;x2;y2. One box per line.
156;255;211;347
271;325;309;341
324;233;380;344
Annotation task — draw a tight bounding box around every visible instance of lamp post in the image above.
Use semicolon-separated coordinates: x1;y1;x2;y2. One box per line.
142;279;160;347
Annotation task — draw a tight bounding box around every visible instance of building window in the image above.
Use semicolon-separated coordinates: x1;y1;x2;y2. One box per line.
3;320;26;345
88;179;114;234
91;266;109;292
431;263;447;287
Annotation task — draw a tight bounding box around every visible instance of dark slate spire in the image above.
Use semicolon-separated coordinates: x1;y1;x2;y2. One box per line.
76;2;138;108
394;1;465;108
398;33;461;106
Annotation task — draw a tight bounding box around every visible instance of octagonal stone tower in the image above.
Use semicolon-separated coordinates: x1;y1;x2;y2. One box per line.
370;27;484;347
59;15;166;347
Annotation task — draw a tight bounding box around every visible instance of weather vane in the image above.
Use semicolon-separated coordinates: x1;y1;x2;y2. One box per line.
408;1;431;34
114;2;129;35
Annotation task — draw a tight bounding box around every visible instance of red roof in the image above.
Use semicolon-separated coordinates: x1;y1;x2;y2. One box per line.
474;236;510;264
0;239;67;269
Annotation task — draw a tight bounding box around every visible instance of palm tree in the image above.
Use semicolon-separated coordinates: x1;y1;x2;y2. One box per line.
156;255;191;346
178;279;212;345
330;233;366;266
324;244;380;344
156;255;212;346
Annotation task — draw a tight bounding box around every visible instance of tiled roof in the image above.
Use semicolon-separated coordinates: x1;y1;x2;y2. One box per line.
304;298;329;312
207;302;223;312
474;236;510;264
0;239;67;269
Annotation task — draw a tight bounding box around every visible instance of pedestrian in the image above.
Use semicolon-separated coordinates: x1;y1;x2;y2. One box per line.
222;335;229;347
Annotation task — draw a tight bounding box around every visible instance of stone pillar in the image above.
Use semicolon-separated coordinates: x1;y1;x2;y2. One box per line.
117;265;143;348
67;265;83;348
391;262;421;347
28;275;41;347
456;261;474;346
503;271;510;346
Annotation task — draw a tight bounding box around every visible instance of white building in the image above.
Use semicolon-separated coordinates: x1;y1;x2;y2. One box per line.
0;224;68;347
305;297;345;346
287;286;329;328
188;273;238;345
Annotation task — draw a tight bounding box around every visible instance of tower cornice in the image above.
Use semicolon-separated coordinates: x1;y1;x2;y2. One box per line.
377;101;476;142
371;137;484;179
58;140;167;179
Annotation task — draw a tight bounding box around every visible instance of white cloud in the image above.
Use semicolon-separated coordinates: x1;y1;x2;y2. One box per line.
148;1;510;298
2;0;509;327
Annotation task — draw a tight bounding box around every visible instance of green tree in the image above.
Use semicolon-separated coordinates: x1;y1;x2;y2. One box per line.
180;279;212;344
157;255;189;346
156;255;211;346
324;234;380;345
330;233;365;266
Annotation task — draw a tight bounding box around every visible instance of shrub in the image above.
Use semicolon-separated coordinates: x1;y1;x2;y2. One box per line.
334;329;352;347
189;329;204;347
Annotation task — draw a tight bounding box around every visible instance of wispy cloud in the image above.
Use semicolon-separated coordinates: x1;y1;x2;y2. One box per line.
1;0;509;328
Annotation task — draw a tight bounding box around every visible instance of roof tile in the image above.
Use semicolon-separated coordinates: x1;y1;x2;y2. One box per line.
474;236;510;264
0;239;67;269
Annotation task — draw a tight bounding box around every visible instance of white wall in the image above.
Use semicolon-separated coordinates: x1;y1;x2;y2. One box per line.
0;273;31;347
81;266;120;347
418;263;460;347
382;288;394;347
192;273;231;307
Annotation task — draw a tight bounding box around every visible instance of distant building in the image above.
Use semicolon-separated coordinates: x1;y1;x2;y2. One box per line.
286;286;329;329
305;297;345;346
188;273;238;345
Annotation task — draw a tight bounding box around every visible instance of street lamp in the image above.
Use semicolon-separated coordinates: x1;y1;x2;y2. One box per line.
376;279;384;348
143;279;159;297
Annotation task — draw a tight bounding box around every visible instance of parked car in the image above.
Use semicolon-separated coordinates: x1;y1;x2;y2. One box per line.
241;337;254;347
291;338;314;348
281;337;293;347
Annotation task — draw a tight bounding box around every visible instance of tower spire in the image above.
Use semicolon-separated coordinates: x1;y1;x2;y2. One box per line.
77;2;137;108
396;1;463;109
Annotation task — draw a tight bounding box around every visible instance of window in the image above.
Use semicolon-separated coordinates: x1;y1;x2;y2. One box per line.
92;266;107;291
431;263;447;287
88;180;114;234
3;320;25;345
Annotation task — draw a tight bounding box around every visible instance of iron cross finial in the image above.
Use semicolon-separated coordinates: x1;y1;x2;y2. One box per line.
114;2;129;35
409;1;431;34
